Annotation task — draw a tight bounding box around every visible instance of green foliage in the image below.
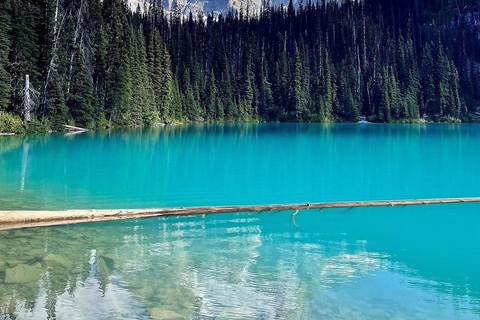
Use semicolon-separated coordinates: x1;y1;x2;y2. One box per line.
24;118;49;134
0;0;478;130
0;0;12;111
0;111;23;133
68;50;95;129
46;76;68;131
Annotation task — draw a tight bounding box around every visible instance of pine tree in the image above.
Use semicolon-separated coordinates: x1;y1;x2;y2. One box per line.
159;42;174;120
259;63;274;121
10;0;42;109
46;73;68;130
205;72;218;121
289;46;308;121
68;49;94;128
421;43;436;117
321;50;334;121
447;60;462;118
0;0;12;111
380;67;391;122
103;0;132;126
91;0;108;128
436;44;450;117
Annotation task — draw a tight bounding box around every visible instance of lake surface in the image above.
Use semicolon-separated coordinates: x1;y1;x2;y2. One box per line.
1;123;480;209
1;123;480;319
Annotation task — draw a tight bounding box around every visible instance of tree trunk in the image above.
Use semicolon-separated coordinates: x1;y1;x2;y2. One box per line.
23;75;31;122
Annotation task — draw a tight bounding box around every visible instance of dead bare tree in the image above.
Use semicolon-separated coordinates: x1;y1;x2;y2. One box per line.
67;0;91;93
41;0;66;110
19;75;39;122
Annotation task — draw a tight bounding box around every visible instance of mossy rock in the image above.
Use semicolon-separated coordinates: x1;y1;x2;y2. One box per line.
148;308;185;320
4;264;42;284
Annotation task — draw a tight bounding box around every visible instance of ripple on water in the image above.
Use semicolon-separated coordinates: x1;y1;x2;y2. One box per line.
0;208;479;319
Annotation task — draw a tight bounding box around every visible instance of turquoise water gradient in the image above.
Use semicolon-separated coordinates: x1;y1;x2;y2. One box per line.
0;123;480;319
1;123;480;209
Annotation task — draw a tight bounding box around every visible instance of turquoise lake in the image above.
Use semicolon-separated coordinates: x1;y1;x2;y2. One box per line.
0;123;480;319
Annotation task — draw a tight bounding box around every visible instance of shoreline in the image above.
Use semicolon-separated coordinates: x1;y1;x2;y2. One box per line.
1;120;476;137
1;197;479;230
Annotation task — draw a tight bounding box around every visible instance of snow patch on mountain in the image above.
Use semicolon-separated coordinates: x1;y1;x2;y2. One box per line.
128;0;299;16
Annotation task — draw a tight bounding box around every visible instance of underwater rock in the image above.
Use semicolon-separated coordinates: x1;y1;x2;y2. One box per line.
4;259;26;268
148;308;184;320
42;253;73;269
338;306;351;317
0;257;7;270
26;249;47;259
4;264;42;284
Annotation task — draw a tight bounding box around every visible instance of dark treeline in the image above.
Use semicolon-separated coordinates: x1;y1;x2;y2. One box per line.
1;0;480;132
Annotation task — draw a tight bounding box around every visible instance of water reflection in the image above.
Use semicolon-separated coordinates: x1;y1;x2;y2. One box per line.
2;123;480;210
0;205;479;319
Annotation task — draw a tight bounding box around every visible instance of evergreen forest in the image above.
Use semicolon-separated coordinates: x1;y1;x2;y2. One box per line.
1;0;480;132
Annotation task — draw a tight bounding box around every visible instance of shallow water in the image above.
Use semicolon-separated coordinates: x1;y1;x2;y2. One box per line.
0;206;479;319
1;123;480;319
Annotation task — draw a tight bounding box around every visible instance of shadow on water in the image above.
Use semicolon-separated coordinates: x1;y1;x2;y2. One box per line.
0;203;479;319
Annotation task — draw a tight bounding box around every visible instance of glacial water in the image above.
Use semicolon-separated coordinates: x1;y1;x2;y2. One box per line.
0;123;480;319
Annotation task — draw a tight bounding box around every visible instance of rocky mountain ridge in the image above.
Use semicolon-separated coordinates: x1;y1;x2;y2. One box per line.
128;0;299;16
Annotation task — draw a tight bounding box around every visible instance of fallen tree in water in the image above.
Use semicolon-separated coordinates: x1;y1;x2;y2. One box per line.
64;125;88;132
1;197;480;230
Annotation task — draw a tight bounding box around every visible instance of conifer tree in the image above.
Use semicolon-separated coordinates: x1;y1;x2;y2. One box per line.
10;0;42;107
0;0;12;111
159;42;174;120
0;0;479;128
68;49;94;128
321;51;334;121
421;43;436;117
436;44;451;117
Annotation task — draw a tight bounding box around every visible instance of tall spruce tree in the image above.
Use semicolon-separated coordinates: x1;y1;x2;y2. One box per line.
0;0;12;111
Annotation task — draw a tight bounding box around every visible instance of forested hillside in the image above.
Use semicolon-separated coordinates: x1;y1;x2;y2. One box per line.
1;0;480;132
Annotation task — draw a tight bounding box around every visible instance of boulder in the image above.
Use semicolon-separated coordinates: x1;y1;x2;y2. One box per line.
148;308;185;320
4;264;42;284
4;259;26;269
42;253;73;269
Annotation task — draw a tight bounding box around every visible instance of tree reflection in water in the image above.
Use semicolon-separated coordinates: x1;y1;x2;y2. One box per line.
0;206;479;319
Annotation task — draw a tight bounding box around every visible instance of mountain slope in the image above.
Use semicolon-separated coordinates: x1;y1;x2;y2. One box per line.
129;0;299;15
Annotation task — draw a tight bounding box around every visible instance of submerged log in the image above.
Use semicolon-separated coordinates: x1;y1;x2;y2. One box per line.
1;197;480;230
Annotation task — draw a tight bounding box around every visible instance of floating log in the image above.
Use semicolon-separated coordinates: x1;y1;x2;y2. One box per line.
0;133;16;136
1;197;480;230
64;125;88;132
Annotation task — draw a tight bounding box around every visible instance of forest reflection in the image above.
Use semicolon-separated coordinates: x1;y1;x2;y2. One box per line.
0;207;479;319
2;123;480;211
